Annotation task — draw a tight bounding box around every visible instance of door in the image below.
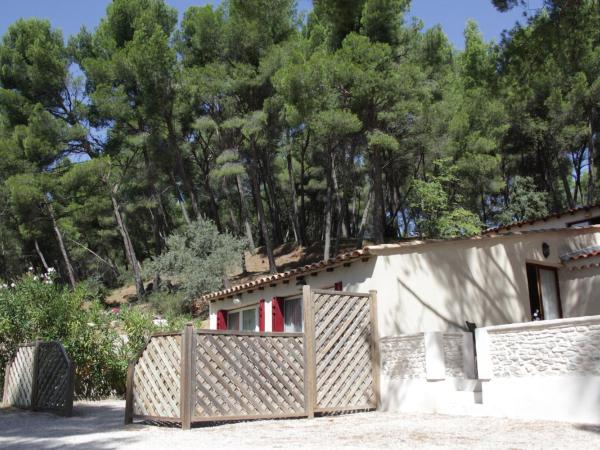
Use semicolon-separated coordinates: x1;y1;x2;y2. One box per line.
526;264;562;320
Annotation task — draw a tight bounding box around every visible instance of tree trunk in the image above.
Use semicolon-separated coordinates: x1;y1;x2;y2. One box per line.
235;173;256;250
286;148;302;245
166;115;200;218
249;142;277;273
372;145;385;244
110;186;145;300
588;116;595;205
34;239;50;272
171;172;192;225
356;189;373;248
46;200;76;288
323;150;334;261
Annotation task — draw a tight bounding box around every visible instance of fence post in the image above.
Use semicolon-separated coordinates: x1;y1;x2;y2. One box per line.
124;361;135;424
30;340;41;411
2;361;10;407
369;290;381;410
302;285;316;418
180;323;195;430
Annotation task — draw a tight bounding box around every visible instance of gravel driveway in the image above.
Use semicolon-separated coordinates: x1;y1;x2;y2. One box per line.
1;400;599;449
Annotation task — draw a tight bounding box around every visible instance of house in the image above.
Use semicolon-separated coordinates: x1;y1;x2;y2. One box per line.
196;205;600;336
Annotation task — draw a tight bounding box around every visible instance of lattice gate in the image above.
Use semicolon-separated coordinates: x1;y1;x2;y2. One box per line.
303;288;380;415
125;286;379;428
2;341;75;416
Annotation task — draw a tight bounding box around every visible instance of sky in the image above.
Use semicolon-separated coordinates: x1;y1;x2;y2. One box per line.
0;0;546;50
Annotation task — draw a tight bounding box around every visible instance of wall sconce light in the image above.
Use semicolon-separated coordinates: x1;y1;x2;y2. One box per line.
232;297;241;305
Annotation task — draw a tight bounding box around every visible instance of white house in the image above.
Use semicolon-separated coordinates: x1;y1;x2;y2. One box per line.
196;205;600;336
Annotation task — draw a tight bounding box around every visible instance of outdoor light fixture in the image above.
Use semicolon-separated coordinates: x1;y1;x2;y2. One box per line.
232;297;241;305
542;242;550;258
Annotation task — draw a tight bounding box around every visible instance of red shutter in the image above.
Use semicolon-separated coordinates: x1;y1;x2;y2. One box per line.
216;310;228;330
259;299;266;332
272;297;284;332
334;281;343;291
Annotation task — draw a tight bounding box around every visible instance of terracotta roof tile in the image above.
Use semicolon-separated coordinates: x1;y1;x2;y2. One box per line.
483;204;600;235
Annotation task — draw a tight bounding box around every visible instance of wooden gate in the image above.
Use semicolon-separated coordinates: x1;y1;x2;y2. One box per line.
2;341;75;416
303;287;380;415
125;286;379;428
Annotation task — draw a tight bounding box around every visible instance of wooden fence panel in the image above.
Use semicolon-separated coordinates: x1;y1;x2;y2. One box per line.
310;289;377;412
132;334;182;421
34;342;75;415
2;344;34;409
2;341;74;416
193;331;305;421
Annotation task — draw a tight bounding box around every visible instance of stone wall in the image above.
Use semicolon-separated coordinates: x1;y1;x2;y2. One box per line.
475;315;600;424
380;332;473;380
479;315;600;378
443;333;466;378
380;334;426;379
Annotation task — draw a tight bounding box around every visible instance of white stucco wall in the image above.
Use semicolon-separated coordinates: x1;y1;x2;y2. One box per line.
366;228;600;337
560;260;600;317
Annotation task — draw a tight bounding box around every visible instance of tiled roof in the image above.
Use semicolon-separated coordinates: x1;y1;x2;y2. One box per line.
483;204;600;235
561;245;600;262
196;248;372;304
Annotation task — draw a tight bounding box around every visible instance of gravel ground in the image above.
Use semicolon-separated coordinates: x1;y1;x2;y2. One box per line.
1;400;599;449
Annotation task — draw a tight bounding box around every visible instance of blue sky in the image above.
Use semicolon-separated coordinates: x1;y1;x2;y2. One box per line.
0;0;544;49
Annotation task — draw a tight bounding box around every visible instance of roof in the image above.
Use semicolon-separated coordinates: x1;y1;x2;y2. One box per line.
483;204;600;235
195;225;600;306
561;245;600;262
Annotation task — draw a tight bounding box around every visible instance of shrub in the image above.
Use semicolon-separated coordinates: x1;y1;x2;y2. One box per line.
0;272;157;398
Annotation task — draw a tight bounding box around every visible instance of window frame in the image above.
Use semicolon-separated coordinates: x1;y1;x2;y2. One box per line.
226;305;259;332
525;263;563;320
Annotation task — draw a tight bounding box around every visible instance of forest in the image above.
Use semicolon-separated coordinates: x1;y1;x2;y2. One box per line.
0;0;599;304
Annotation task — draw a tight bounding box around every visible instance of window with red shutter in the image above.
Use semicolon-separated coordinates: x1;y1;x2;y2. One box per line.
259;299;265;332
334;281;343;291
216;309;228;330
272;297;284;332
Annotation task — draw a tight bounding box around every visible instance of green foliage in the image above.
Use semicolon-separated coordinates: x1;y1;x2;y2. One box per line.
497;176;549;224
0;273;159;398
144;218;247;306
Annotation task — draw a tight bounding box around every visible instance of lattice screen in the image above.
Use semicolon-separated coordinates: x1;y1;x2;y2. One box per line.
133;335;181;419
193;333;305;419
312;291;375;411
3;344;34;408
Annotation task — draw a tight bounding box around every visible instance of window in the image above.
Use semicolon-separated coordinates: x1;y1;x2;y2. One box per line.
226;307;258;331
526;264;562;320
567;216;600;228
242;308;257;331
227;311;240;330
284;297;303;332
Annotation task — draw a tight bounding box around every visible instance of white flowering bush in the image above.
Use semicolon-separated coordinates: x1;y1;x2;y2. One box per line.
0;271;157;398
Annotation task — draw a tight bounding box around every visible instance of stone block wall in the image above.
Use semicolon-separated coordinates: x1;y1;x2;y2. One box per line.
380;332;473;380
480;316;600;378
380;334;426;379
443;333;466;378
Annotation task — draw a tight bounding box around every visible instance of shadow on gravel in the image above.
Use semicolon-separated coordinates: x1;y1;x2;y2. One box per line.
0;402;141;450
574;424;600;434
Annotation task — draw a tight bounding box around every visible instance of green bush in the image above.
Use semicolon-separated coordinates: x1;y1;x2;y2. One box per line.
0;272;157;398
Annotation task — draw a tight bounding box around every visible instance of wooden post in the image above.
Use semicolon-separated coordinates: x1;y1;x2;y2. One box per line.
124;361;135;424
2;361;10;407
369;290;381;410
180;323;195;430
30;340;41;411
62;360;75;417
302;285;316;418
